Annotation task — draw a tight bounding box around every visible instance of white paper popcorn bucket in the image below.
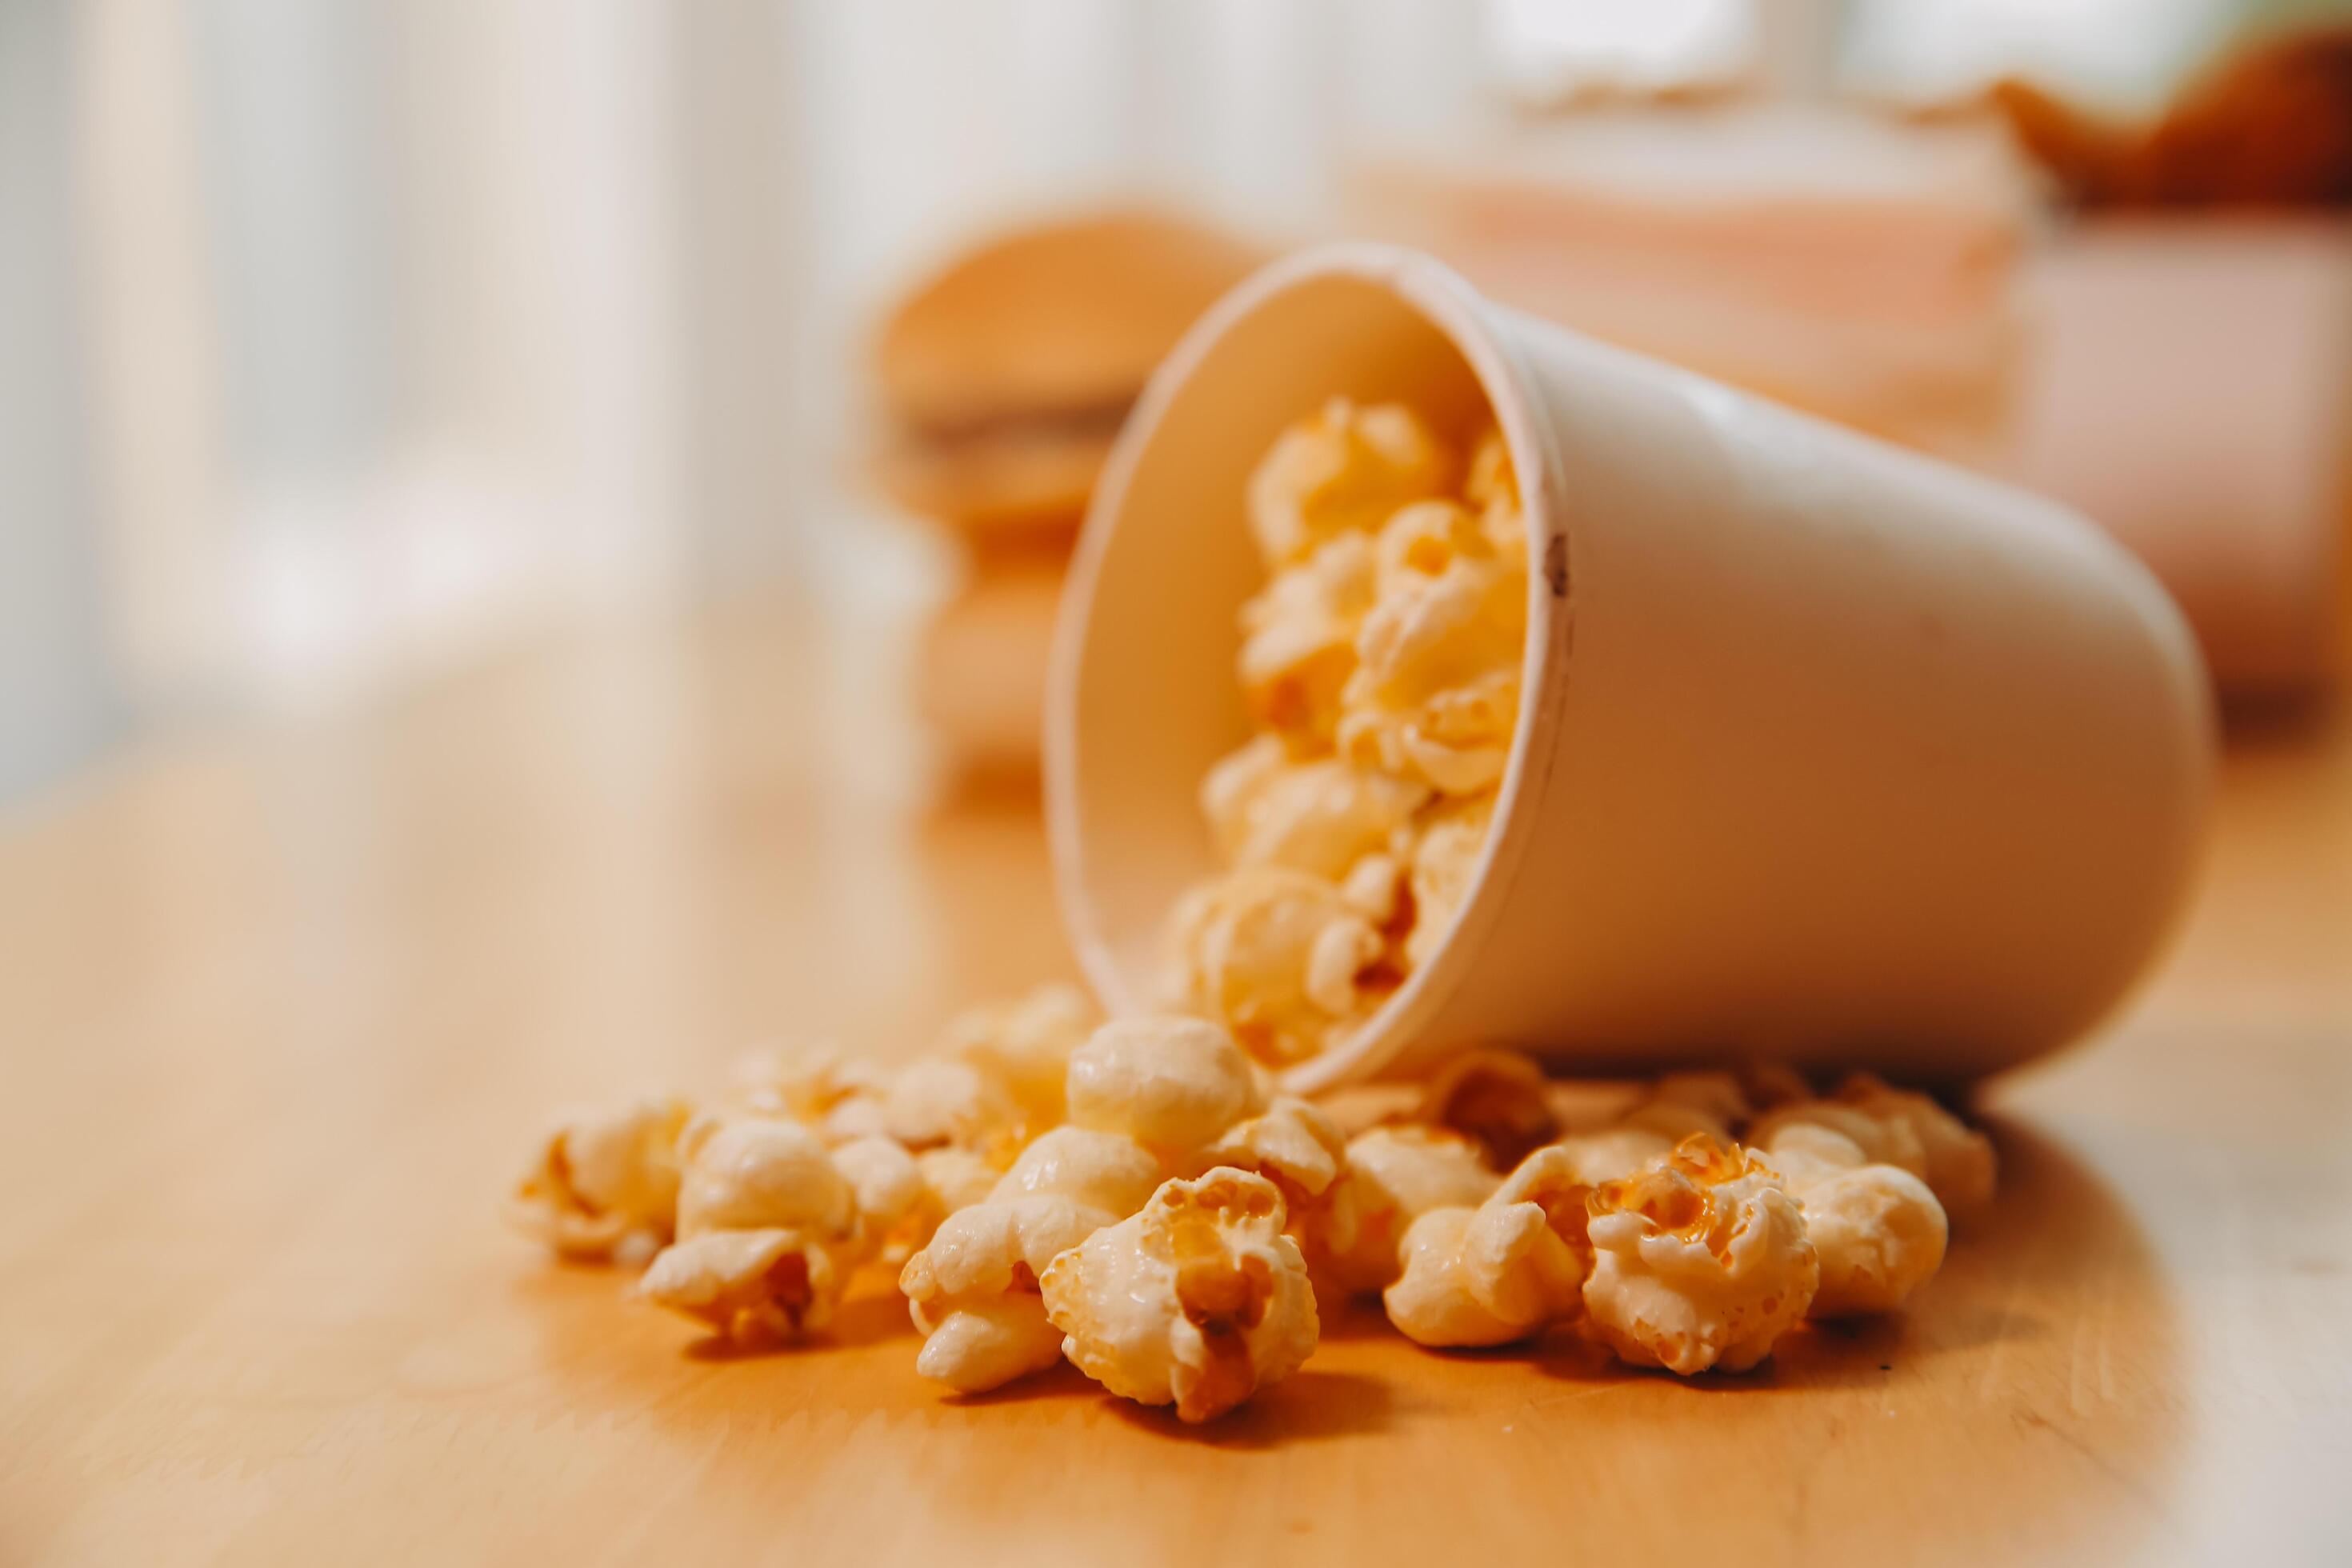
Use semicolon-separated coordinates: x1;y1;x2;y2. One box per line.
1046;244;2214;1092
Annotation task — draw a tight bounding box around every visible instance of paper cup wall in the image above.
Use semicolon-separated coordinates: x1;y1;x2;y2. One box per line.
1046;245;2215;1093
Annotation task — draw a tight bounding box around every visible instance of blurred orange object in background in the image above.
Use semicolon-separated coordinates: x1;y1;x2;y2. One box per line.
870;212;1263;784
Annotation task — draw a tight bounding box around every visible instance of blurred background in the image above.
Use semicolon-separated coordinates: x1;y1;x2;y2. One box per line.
6;0;2350;808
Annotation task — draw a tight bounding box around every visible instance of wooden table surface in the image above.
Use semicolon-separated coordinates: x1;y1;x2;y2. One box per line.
3;600;2348;1566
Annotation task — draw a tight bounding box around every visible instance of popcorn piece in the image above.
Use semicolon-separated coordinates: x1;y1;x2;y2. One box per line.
912;1298;1072;1391
1163;870;1387;1066
833;1134;926;1230
1246;398;1454;570
1197;1095;1355;1271
937;982;1098;1133
640;1114;863;1342
830;1133;932;1262
1312;1082;1424;1138
1310;1125;1499;1296
1199;738;1428;882
878;1147;1003;1268
1342;670;1520;798
1237;535;1377;750
882;1054;1022;1155
1762;1124;1949;1318
902;1199;1103;1391
510;1097;692;1267
1383;1145;1592;1347
1614;1097;1734;1146
1465;424;1522;554
1549;1126;1675;1185
989;1123;1166;1214
1830;1073;1998;1220
1338;850;1406;926
1749;1099;1929;1185
898;1126;1164;1393
817;1095;890;1145
1338;502;1526;797
1417;1047;1561;1170
1066;1016;1268;1155
1306;917;1384;1018
638;1228;844;1342
1042;1167;1319;1422
870;982;1100;1162
1198;1096;1348;1204
1645;1071;1757;1130
1466;425;1511;507
1370;498;1490;591
1402;792;1497;970
730;1046;887;1143
1583;1135;1818;1375
916;1146;1001;1216
674;1114;857;1239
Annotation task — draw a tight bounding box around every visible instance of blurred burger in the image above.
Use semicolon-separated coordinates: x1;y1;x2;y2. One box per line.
871;210;1265;550
868;209;1262;787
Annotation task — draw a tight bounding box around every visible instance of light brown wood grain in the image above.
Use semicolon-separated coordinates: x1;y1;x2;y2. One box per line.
1;597;2346;1566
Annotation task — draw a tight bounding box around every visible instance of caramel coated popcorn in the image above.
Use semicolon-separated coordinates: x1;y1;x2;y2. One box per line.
899;1125;1163;1392
639;1114;863;1342
1310;1125;1499;1297
1042;1167;1319;1422
915;1146;1000;1218
510;1097;692;1266
1238;535;1378;752
1336;501;1526;797
1400;793;1496;972
1582;1136;1819;1374
1198;1096;1349;1210
1547;1126;1675;1185
1762;1122;1950;1317
862;982;1103;1158
509;1025;1992;1421
881;1054;1022;1154
1165;866;1389;1066
1415;1047;1561;1170
830;1133;934;1264
1826;1073;1998;1219
1195;1095;1358;1287
1749;1098;1929;1183
1384;1145;1591;1347
1465;425;1522;553
638;1228;848;1345
1199;738;1426;882
730;1046;887;1143
1065;1015;1267;1158
1246;398;1454;571
935;982;1098;1134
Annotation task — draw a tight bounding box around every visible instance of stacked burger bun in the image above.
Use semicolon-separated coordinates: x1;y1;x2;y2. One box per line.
872;211;1264;782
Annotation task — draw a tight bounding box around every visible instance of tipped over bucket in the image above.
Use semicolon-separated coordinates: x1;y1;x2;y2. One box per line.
1046;244;2214;1093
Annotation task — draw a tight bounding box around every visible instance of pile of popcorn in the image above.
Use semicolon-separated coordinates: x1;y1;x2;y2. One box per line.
511;983;1995;1424
507;400;1994;1424
1163;399;1528;1066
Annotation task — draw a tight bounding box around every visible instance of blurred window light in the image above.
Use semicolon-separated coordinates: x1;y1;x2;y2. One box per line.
2;0;118;800
1482;0;1758;102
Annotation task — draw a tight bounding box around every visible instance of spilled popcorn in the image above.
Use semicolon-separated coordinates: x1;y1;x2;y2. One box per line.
503;408;1998;1427
507;983;1996;1426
